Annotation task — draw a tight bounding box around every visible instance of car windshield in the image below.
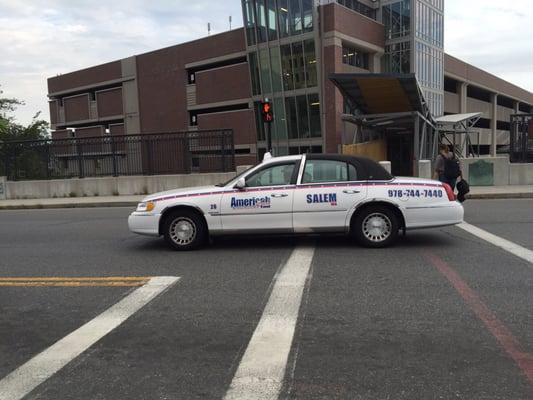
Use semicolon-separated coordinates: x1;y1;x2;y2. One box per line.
215;164;258;187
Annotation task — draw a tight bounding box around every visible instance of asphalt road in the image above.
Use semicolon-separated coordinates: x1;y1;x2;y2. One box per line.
0;200;532;399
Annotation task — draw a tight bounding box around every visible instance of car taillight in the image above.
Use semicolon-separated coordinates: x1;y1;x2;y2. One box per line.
442;183;456;201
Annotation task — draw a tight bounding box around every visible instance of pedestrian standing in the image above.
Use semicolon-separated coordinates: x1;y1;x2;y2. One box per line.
433;144;461;190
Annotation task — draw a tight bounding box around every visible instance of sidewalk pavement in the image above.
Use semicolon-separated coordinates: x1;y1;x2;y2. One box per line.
1;185;532;210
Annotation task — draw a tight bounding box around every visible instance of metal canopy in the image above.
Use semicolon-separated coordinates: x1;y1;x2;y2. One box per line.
435;113;482;158
435;112;482;125
330;73;438;174
329;73;433;122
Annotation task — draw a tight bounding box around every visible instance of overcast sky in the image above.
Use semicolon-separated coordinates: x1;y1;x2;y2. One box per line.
1;0;531;125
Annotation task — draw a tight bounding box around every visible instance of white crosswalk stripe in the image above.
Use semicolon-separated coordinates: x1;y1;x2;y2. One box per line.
224;246;315;400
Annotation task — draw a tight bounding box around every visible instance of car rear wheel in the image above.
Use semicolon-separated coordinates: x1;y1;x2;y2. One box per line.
163;210;206;251
353;205;399;248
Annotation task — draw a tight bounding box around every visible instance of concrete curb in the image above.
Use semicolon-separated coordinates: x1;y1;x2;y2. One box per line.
467;192;533;200
0;202;138;210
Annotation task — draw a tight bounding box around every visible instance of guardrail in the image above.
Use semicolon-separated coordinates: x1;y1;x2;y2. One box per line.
0;130;235;181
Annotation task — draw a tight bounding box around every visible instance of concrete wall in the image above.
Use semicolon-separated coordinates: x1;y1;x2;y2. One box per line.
509;164;533;185
459;157;533;186
5;172;238;200
0;176;6;200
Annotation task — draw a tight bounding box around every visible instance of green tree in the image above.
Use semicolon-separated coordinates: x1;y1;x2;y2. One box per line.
1;86;50;179
0;86;49;141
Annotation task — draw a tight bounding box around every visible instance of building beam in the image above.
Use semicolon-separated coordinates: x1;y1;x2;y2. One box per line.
414;114;420;175
459;82;469;114
491;93;498;157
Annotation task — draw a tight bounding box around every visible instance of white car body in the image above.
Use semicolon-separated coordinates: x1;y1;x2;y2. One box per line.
128;154;463;244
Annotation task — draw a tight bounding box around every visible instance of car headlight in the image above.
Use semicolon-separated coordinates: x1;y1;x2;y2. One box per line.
136;201;155;212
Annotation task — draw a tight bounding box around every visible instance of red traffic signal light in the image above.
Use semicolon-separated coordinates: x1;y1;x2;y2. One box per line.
261;100;273;123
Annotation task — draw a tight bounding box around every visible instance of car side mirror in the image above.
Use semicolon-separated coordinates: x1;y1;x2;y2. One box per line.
234;177;246;190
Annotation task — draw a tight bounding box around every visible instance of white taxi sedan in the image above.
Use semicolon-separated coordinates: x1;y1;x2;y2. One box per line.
128;154;463;250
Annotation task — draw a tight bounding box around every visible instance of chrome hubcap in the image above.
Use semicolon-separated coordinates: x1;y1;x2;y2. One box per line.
169;217;196;246
362;213;392;243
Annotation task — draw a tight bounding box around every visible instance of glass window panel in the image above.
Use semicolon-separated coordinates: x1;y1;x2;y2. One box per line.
246;162;296;187
308;93;321;137
302;0;313;33
289;0;302;36
243;0;256;46
259;48;272;94
278;0;289;38
280;44;294;91
256;0;267;43
302;160;349;183
267;0;278;41
254;102;266;141
296;95;309;138
383;5;391;39
285;97;298;139
273;97;288;141
248;51;261;96
348;164;358;181
402;0;410;36
391;2;401;37
304;39;317;87
270;47;282;93
291;41;305;90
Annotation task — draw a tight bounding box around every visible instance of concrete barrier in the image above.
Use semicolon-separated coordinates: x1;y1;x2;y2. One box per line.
509;163;533;185
418;160;432;179
0;176;6;200
5;172;238;200
459;156;533;186
460;157;509;186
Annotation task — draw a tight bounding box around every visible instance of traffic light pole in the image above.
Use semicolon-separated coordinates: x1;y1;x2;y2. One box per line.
266;122;272;155
261;98;273;155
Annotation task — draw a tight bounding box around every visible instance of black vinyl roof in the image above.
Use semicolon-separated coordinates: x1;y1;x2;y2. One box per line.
306;154;393;181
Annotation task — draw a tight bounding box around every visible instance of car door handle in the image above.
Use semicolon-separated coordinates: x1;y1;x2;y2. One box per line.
271;193;289;198
343;189;361;194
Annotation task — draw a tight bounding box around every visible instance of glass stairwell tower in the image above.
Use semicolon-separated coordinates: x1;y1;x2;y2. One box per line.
242;0;322;156
381;0;444;117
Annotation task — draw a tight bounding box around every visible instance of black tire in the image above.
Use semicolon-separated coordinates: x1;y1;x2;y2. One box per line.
163;210;207;251
352;205;399;248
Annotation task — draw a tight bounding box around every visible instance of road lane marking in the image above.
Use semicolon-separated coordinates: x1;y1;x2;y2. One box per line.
0;277;150;287
224;246;315;400
0;276;180;400
425;252;533;385
457;222;533;266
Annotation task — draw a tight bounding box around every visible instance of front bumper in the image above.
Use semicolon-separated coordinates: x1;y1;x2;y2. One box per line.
128;212;161;236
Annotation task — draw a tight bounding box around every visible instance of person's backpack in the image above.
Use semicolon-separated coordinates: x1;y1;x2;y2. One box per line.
456;179;470;203
443;154;461;179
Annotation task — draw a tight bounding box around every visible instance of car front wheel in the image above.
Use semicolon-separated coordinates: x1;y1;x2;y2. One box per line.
163;210;206;251
353;205;399;248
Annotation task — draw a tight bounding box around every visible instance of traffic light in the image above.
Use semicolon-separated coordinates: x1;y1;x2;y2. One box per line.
261;100;273;123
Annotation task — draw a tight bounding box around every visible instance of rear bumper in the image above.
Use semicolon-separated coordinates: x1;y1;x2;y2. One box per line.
128;212;161;236
404;201;464;229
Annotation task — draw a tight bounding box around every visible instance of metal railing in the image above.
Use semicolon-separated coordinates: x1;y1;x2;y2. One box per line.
510;114;533;163
0;130;235;181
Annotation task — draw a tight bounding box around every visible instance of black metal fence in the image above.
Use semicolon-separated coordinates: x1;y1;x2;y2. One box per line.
510;114;533;163
0;130;235;181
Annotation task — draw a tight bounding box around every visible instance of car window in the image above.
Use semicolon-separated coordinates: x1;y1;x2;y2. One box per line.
302;160;358;183
245;163;296;187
